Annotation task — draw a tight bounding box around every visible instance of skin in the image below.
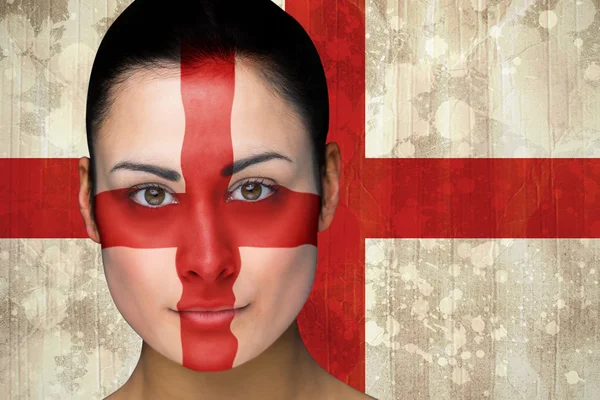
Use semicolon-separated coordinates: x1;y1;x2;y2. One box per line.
78;59;374;399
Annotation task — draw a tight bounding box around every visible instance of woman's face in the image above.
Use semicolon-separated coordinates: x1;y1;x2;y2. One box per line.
90;56;321;371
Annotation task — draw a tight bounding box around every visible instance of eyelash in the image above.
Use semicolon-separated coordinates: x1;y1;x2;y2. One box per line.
127;178;279;207
226;178;279;202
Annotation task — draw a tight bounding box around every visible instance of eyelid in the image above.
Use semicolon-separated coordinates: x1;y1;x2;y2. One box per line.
127;178;280;204
227;177;279;202
228;176;278;191
128;182;176;196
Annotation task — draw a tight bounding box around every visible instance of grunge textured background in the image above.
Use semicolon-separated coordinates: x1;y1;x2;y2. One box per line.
1;0;599;398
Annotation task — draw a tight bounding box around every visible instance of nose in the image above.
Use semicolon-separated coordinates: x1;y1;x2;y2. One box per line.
175;203;239;283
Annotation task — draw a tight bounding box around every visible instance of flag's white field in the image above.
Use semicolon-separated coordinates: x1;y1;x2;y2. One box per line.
364;0;600;398
365;0;600;159
365;238;600;399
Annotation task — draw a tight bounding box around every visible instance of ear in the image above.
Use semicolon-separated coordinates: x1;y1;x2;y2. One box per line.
78;157;101;244
318;142;341;233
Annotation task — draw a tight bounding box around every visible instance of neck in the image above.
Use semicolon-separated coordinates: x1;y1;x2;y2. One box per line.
118;321;328;400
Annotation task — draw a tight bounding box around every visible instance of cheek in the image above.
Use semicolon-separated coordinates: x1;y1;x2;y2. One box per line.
231;245;317;367
102;248;182;307
233;246;317;308
102;248;184;361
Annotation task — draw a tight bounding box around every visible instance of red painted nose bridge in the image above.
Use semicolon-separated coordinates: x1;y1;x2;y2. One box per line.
94;49;321;371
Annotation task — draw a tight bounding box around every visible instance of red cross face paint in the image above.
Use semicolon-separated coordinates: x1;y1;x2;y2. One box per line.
92;49;321;371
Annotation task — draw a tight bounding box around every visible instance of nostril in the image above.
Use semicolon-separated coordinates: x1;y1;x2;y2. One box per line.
182;266;234;281
217;268;230;280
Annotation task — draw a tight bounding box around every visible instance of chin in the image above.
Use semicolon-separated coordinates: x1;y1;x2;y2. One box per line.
178;345;263;373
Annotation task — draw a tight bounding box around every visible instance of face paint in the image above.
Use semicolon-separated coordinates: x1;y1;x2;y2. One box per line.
94;46;321;371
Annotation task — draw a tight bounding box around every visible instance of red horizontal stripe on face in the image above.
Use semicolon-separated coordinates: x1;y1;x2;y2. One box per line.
93;187;320;249
92;49;321;371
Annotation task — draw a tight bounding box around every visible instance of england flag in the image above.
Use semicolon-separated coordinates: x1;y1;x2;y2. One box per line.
1;0;599;399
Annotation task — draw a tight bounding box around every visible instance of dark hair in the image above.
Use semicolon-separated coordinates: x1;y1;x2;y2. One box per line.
86;0;329;220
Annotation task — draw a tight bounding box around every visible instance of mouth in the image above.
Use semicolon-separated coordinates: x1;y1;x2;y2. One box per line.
177;304;250;312
170;304;250;329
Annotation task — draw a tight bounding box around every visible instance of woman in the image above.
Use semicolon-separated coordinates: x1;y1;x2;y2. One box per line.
77;0;374;399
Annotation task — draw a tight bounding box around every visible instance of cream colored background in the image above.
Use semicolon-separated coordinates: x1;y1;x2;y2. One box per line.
1;0;599;398
364;0;600;398
366;0;600;158
366;239;600;399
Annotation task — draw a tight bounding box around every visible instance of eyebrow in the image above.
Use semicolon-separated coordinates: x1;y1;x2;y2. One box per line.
109;161;182;182
108;151;293;181
220;151;293;176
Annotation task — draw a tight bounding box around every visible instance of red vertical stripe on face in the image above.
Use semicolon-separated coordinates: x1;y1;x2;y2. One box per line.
177;50;240;371
93;48;321;371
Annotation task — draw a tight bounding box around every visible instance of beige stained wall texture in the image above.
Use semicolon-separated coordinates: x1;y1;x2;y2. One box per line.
0;0;599;399
366;0;600;158
365;239;600;399
364;0;600;398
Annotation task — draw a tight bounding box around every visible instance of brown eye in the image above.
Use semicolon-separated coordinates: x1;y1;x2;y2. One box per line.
240;183;261;200
130;185;177;208
228;179;276;202
145;187;166;205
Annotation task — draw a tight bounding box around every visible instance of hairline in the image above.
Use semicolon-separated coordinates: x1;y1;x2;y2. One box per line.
91;56;313;150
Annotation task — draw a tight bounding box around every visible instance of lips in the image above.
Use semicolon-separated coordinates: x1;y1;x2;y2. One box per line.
179;304;242;312
173;304;250;330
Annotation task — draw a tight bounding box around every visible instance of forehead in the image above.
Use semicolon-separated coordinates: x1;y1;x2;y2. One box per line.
95;60;309;176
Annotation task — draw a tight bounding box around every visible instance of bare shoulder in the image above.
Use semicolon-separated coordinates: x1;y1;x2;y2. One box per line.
322;374;378;400
333;383;378;400
103;385;134;400
103;390;122;400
